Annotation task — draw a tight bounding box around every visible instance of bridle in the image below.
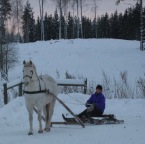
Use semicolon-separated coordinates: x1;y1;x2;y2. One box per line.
23;66;34;81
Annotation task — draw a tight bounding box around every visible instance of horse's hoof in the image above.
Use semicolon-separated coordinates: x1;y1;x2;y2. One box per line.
38;130;43;134
45;128;50;132
28;132;33;135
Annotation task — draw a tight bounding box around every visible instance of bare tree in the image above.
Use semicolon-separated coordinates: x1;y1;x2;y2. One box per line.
39;0;45;41
53;0;63;39
10;0;23;42
63;0;70;39
79;0;87;38
72;1;75;38
74;0;80;38
80;0;83;38
92;0;99;38
0;0;18;81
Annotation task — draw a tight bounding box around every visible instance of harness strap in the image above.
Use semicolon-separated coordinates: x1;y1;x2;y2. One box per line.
38;78;42;91
24;90;47;94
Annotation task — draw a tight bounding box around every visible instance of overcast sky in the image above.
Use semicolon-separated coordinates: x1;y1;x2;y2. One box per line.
25;0;138;18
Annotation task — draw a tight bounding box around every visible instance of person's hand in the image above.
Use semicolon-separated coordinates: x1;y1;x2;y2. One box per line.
87;103;96;112
85;103;91;107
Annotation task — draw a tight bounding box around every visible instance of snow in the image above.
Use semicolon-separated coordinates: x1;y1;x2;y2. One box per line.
0;39;145;144
0;94;145;144
57;79;85;85
7;39;145;84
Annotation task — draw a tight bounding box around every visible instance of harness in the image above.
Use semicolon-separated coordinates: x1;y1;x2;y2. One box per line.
23;77;48;94
23;65;48;94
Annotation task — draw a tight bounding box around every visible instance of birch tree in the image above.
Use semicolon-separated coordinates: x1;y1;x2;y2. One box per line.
39;0;45;41
63;0;71;39
53;0;63;39
71;1;75;38
10;0;23;42
92;0;99;38
75;0;79;38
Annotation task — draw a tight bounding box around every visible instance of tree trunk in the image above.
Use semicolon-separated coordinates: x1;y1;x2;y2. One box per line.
140;0;143;50
72;4;75;39
59;0;62;39
80;0;83;38
76;0;79;38
42;0;44;41
39;0;44;41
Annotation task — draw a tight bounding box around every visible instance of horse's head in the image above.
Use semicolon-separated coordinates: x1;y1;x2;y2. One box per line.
23;60;37;86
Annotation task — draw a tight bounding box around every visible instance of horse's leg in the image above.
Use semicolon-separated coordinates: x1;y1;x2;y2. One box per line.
27;107;33;135
37;107;43;133
45;98;56;131
45;103;50;132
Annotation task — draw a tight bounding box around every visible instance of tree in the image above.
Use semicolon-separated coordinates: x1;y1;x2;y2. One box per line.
116;0;143;50
62;0;70;39
75;0;80;38
92;0;99;38
21;1;34;43
68;12;74;39
110;11;119;38
53;0;63;39
0;0;18;81
54;9;59;39
35;16;41;41
0;0;11;80
39;0;45;41
10;0;23;42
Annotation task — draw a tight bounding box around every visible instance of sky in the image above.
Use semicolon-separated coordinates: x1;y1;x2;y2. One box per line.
25;0;137;18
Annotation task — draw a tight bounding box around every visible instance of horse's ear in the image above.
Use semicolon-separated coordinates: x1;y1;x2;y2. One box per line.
23;60;26;65
30;60;32;65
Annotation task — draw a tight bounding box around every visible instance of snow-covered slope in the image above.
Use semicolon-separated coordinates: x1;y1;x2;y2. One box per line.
9;39;144;84
0;94;145;144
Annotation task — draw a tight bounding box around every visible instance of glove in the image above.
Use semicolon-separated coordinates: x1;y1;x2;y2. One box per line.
86;103;96;112
85;103;91;107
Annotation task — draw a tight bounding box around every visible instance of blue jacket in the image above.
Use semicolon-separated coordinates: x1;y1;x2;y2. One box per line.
87;92;105;112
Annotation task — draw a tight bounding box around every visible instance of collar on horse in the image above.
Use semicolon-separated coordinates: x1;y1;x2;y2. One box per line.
24;77;49;95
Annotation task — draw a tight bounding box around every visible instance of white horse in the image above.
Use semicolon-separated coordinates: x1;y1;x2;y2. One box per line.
23;60;58;135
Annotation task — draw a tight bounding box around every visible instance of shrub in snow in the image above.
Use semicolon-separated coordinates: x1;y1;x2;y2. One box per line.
136;78;145;98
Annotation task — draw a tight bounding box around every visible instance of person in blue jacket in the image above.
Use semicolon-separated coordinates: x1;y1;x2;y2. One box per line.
78;85;105;118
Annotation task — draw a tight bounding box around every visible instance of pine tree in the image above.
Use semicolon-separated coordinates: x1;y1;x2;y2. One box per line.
35;17;41;41
21;1;34;43
44;13;48;40
68;12;74;39
54;9;59;39
29;13;36;42
110;11;119;38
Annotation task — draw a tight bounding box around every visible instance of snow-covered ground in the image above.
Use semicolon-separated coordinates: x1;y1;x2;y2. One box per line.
0;94;145;144
8;39;145;83
0;39;145;144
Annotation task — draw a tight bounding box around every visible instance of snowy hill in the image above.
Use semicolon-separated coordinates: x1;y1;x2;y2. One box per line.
9;39;144;84
0;39;145;144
